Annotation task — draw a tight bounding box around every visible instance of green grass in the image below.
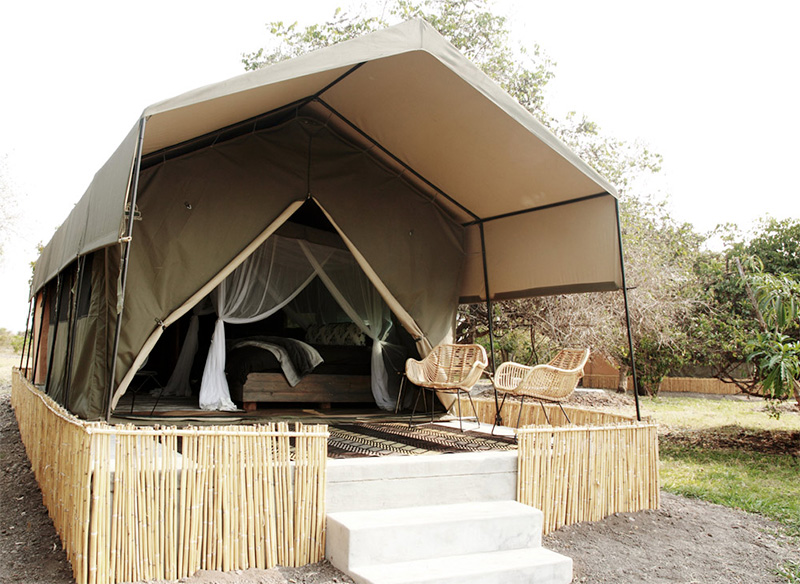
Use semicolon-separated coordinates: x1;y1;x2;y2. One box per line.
641;395;800;432
660;442;800;535
776;560;800;584
636;393;800;552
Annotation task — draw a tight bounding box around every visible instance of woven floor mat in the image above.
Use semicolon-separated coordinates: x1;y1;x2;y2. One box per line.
327;422;517;459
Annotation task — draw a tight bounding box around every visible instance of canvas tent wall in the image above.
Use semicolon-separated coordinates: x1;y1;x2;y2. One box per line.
27;19;625;420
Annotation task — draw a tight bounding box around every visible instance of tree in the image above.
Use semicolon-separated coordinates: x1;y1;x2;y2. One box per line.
742;264;800;406
740;217;800;276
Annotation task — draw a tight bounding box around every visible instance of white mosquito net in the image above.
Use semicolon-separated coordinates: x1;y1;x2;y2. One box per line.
166;233;403;411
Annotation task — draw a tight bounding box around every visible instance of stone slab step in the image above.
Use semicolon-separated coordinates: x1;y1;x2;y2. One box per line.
326;451;518;513
349;547;573;584
327;501;543;570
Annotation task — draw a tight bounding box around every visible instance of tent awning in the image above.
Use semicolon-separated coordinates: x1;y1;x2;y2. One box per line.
31;18;621;300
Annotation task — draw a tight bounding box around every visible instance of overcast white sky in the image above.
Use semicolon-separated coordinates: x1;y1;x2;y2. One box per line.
1;0;798;332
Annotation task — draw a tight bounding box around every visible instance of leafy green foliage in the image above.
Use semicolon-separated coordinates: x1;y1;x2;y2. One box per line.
752;272;800;333
746;333;800;401
0;328;25;353
742;217;800;276
736;261;800;403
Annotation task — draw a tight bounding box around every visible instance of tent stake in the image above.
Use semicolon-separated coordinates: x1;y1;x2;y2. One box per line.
106;116;147;422
615;199;641;421
479;223;502;427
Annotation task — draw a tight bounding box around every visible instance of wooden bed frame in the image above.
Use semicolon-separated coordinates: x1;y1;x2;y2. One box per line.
231;373;374;411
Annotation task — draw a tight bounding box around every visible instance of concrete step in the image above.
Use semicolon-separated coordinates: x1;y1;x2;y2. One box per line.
326;451;518;513
326;501;543;571
349;547;572;584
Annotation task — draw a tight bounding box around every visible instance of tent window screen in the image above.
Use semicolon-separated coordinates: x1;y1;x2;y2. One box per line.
76;255;93;319
57;276;72;323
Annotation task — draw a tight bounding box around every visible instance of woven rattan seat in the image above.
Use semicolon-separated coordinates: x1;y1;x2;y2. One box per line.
494;348;590;426
403;343;488;432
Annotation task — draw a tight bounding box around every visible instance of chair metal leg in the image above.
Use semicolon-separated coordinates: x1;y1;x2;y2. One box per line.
430;390;436;424
539;400;551;425
150;385;164;416
557;401;572;424
455;391;463;432
395;375;407;413
408;387;423;428
465;391;480;429
516;395;525;428
491;393;508;435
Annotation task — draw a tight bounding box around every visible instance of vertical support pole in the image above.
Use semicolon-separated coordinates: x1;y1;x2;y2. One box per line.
615;199;641;421
19;297;33;371
106;116;147;421
44;273;64;395
31;287;47;384
479;223;502;426
24;296;36;380
64;256;85;408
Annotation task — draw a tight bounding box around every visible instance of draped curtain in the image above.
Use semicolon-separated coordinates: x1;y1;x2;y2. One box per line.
197;236;325;410
297;241;397;410
171;234;402;411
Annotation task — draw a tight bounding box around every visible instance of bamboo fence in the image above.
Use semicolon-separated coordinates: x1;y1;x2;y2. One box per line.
450;395;659;533
453;395;642;427
583;373;755;396
581;373;620;390
517;423;660;534
657;377;746;395
10;370;328;584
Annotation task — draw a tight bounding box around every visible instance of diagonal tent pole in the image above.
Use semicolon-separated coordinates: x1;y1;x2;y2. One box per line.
105;117;147;421
616;199;642;421
19;298;33;371
479;223;502;427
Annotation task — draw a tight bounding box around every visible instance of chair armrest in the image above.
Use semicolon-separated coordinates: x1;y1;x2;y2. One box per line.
405;357;428;386
461;360;487;389
494;361;533;391
532;363;584;375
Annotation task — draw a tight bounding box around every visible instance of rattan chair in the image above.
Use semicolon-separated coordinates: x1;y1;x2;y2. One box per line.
403;343;488;432
494;348;590;427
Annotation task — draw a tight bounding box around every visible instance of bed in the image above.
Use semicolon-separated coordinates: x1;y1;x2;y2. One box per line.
225;323;374;410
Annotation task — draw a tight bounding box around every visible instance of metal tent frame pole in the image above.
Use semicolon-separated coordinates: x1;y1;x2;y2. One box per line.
105;117;147;422
616;199;641;421
479;223;502;426
19;298;33;372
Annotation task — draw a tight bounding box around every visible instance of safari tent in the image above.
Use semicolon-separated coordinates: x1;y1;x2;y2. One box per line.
23;19;630;420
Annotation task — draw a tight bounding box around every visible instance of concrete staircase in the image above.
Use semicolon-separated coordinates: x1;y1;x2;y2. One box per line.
325;449;572;584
